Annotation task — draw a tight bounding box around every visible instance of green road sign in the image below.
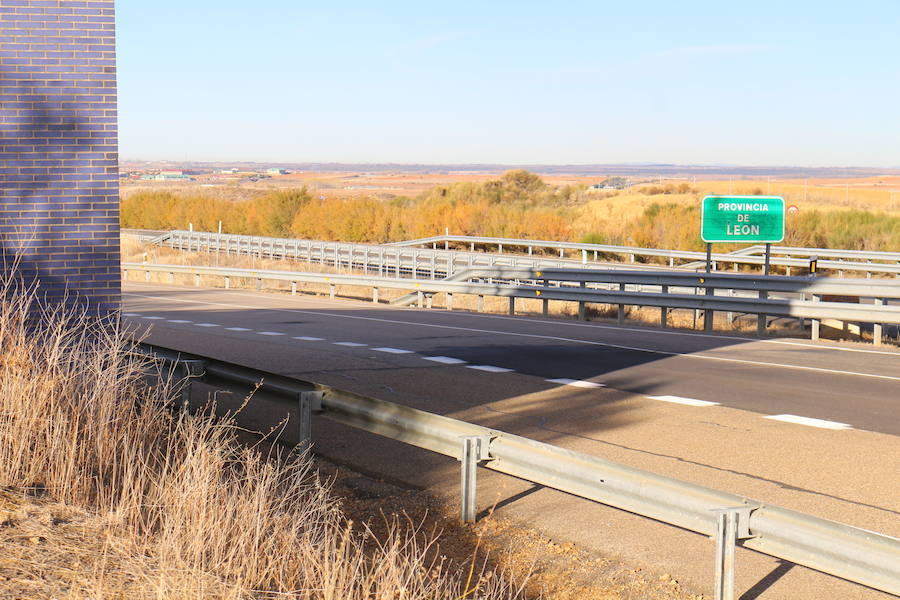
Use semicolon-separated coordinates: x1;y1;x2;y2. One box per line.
701;195;785;243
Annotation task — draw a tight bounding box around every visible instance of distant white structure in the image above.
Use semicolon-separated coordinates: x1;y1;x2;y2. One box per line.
266;167;288;175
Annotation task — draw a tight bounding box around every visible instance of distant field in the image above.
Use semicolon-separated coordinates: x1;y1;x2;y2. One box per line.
120;170;900;253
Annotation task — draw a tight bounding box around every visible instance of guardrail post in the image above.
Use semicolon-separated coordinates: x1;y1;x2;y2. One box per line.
224;276;230;289
498;243;503;254
714;510;738;600
459;435;493;523
874;298;884;346
426;294;433;309
477;295;484;312
618;283;626;324
145;269;151;282
256;278;263;291
542;298;549;317
712;506;758;600
704;287;714;332
297;391;324;452
291;281;297;296
582;249;587;264
178;360;206;412
660;285;668;327
169;271;175;284
757;291;768;337
330;284;336;301
194;273;201;287
811;294;821;341
446;292;453;310
372;287;379;304
508;296;515;315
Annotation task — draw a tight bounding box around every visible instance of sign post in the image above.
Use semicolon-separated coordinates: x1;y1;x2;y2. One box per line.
700;196;785;336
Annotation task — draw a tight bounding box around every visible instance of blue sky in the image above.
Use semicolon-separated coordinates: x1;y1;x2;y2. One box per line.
117;1;900;166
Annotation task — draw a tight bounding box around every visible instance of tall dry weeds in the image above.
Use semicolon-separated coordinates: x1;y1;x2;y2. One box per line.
0;269;530;598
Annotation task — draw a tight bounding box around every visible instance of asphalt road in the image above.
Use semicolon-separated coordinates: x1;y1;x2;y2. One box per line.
123;281;900;600
123;282;900;434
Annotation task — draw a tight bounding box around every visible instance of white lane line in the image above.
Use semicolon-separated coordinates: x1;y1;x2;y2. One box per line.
546;378;605;388
123;292;900;383
166;319;193;324
141;316;164;320
293;336;324;341
225;327;252;332
125;284;900;357
194;323;220;327
122;312;141;317
333;342;367;347
373;347;414;354
648;395;720;407
467;365;515;373
256;331;286;336
763;414;852;430
423;356;467;365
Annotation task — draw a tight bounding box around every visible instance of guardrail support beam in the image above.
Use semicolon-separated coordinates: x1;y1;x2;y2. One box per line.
459;435;493;523
714;510;738;600
178;360;206;412
542;298;549;317
298;391;324;452
372;287;379;304
811;294;821;341
660;285;668;327
874;298;884;346
477;295;484;313
291;281;297;296
330;284;336;301
618;283;626;325
446;292;453;310
712;505;757;600
508;296;515;315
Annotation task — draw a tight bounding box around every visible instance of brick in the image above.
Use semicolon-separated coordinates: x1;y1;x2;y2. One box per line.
1;0;118;315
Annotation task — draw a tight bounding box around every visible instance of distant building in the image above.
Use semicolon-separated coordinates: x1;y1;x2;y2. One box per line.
266;167;288;175
218;168;239;174
591;176;631;190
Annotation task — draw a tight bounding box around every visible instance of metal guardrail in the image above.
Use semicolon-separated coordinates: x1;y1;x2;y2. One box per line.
391;234;900;276
122;262;900;345
141;342;900;599
149;229;679;277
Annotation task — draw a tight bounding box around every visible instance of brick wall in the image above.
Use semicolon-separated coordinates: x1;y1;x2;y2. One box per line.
0;0;119;315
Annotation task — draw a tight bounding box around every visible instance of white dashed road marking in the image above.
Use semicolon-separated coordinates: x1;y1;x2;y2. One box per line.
256;331;285;336
293;336;324;341
142;316;164;320
166;319;192;323
334;342;367;347
123;313;141;317
422;356;467;365
764;414;852;430
467;365;514;373
546;378;605;388
648;395;720;407
225;327;252;331
195;323;220;327
373;347;414;354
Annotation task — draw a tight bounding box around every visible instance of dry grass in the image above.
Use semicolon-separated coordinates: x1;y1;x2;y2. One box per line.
0;268;531;598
